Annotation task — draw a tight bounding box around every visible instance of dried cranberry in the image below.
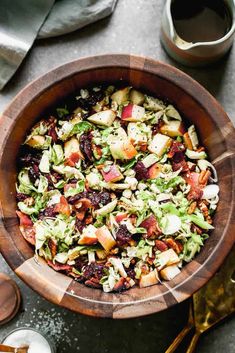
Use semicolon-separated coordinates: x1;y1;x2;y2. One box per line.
125;267;136;280
74;256;88;271
116;225;132;246
173;152;185;163
75;218;86;233
77;98;92;111
79;133;93;161
69;191;111;208
28;167;39;183
69;178;79;184
152;119;164;135
20;153;41;167
90;89;104;103
83;263;107;281
82;113;90;120
39;206;57;219
134;161;149;180
52;171;62;181
16;193;28;201
48;126;58;142
97;191;111;206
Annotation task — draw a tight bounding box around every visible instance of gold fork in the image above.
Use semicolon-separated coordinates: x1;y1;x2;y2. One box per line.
165;245;235;353
0;344;29;353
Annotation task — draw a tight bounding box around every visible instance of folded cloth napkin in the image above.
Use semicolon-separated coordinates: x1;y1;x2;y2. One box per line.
0;0;117;90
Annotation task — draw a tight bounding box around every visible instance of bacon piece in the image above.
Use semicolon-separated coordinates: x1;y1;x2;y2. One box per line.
172;159;189;172
48;239;57;258
140;215;162;238
168;141;185;158
65;152;81;167
113;277;126;292
187;187;203;201
183;172;203;201
115;213;128;223
164;238;183;254
16;210;33;227
54;196;71;217
155;240;168;252
76;210;86;221
47;260;72;272
85;277;102;289
19;225;36;245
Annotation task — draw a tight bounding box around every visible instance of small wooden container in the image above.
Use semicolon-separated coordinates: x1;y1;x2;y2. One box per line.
0;273;21;325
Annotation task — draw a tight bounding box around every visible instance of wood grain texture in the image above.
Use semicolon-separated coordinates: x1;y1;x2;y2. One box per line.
0;54;234;318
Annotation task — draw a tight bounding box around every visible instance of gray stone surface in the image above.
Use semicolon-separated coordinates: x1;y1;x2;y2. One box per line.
0;0;234;352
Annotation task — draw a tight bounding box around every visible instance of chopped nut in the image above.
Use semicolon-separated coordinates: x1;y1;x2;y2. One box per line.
199;170;211;185
187;201;197;214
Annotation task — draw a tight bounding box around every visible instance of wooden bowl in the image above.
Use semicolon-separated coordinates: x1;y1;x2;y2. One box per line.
0;55;234;318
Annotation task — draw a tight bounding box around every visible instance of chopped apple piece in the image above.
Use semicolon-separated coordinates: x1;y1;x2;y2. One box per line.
101;165;123;182
127;123;148;145
148;133;172;157
26;135;46;148
160;120;185;137
142;154;159;168
121;104;145;122
109;139;137;160
64;137;82;159
111;87;130;104
129;89;145;105
160;265;181;281
183;132;193;150
148;163;162;179
96;249;107;260
78;225;98;245
88;110;116;127
139;270;159;288
156;249;180;270
96;225;116;252
188;125;199;150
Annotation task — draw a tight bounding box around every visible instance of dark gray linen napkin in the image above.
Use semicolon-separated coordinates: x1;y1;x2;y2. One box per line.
0;0;117;90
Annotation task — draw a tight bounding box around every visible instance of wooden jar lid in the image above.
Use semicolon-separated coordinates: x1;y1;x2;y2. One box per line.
0;273;21;325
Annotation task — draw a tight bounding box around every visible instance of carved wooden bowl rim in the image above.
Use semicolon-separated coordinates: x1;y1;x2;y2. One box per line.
0;54;234;318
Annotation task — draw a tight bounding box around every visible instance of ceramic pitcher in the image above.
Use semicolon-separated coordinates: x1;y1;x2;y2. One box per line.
161;0;235;66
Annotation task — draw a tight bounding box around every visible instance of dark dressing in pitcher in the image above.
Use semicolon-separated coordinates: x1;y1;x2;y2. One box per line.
171;0;232;43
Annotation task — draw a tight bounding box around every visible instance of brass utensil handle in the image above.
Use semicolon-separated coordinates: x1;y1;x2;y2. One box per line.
186;331;201;353
165;323;194;353
0;344;17;352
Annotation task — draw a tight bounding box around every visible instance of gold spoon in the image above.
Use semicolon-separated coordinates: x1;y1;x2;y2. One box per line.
165;246;235;353
0;344;29;353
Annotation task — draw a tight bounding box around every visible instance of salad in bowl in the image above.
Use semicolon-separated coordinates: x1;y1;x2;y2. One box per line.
16;85;219;293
